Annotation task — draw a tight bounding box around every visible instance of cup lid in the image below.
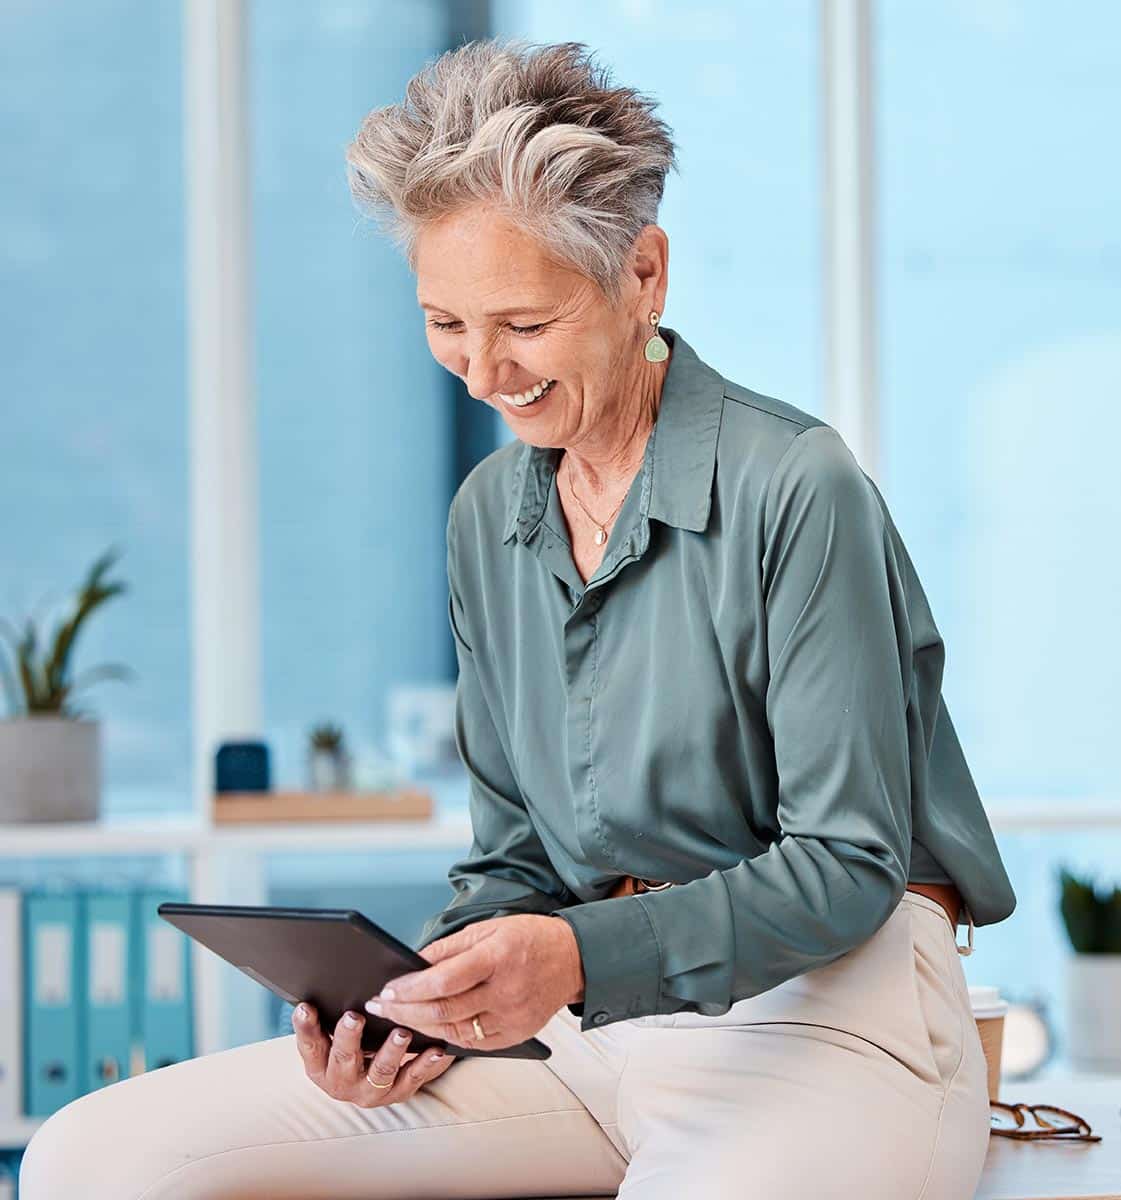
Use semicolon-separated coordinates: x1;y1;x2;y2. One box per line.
969;985;1008;1016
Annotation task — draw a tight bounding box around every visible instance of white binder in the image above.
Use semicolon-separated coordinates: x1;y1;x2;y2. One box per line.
0;888;23;1122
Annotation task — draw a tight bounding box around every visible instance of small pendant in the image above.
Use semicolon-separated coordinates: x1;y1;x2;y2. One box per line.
644;332;669;363
594;528;607;546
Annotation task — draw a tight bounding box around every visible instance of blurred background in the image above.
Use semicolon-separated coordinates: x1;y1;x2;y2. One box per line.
0;0;1118;1181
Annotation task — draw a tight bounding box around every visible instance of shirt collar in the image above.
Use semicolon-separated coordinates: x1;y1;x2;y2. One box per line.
501;326;725;544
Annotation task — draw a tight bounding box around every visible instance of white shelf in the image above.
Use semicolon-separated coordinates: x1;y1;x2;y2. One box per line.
3;796;1119;859
0;811;473;858
208;813;472;851
984;799;1121;831
0;771;474;859
0;1115;42;1151
0;813;207;858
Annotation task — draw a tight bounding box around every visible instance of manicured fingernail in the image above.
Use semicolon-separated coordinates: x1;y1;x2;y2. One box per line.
429;1051;445;1062
365;1000;383;1015
393;1028;409;1043
380;986;397;1000
344;1011;361;1027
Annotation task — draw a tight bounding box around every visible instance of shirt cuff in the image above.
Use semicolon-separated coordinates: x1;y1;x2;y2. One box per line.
550;896;662;1031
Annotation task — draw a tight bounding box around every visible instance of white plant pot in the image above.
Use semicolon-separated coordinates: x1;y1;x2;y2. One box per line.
0;716;101;823
308;749;348;793
1065;953;1121;1072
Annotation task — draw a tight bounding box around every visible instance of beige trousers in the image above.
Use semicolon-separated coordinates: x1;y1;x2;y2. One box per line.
20;891;990;1200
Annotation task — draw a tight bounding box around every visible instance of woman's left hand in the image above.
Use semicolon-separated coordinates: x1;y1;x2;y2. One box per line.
364;914;584;1051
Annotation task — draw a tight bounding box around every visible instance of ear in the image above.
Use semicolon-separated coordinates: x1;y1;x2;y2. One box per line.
629;224;669;321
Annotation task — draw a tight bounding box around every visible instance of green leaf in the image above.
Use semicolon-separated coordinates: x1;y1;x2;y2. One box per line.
39;546;129;712
16;621;46;710
68;663;136;695
1;546;130;717
1102;887;1121;954
1058;864;1102;953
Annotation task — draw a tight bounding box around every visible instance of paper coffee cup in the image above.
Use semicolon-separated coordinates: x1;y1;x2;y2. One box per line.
969;985;1007;1101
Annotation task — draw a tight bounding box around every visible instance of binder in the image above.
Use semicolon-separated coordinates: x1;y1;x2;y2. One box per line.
0;889;23;1121
135;888;194;1070
23;890;84;1116
81;891;134;1094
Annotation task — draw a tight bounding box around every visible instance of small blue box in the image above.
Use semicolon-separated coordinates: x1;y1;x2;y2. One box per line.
214;741;270;793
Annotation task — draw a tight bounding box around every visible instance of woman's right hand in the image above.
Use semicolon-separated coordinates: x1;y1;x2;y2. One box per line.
292;1002;455;1107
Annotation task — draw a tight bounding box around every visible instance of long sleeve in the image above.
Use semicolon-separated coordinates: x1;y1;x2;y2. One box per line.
415;500;577;952
551;425;919;1030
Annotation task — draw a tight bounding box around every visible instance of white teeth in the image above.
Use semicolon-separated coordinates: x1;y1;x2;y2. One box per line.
500;378;555;407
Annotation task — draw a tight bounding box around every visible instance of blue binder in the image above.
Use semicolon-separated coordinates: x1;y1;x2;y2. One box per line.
23;890;84;1116
135;888;194;1070
81;891;134;1093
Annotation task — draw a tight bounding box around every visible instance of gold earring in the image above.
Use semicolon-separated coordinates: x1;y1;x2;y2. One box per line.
643;311;669;362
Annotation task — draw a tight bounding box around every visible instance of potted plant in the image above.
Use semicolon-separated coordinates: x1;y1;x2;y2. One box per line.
0;547;133;823
1059;865;1121;1072
306;722;351;793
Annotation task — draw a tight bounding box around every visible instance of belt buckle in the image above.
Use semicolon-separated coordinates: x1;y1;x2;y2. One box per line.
956;906;975;957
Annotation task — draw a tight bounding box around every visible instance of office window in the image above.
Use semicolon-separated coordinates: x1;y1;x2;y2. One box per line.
250;1;456;788
877;2;1121;805
0;1;190;816
492;0;821;447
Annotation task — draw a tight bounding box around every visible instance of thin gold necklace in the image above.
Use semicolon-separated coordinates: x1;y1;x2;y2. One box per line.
565;460;628;546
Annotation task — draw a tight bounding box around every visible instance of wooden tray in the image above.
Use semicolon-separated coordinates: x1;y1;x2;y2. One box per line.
212;787;433;824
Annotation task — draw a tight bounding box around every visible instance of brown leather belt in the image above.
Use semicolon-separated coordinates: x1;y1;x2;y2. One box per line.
607;874;964;930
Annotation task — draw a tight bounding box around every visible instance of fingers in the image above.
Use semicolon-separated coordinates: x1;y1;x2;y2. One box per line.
349;1015;455;1106
367;980;491;1041
360;1020;413;1092
376;1038;456;1103
325;1009;370;1094
292;1003;330;1083
293;1004;454;1107
393;1044;456;1096
375;943;494;1010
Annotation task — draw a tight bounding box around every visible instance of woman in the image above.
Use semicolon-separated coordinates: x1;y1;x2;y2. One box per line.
21;37;1016;1200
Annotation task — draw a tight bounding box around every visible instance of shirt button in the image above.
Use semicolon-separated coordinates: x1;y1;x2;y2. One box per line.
591;1010;609;1025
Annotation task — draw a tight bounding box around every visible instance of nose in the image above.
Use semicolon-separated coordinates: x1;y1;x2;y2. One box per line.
461;332;510;402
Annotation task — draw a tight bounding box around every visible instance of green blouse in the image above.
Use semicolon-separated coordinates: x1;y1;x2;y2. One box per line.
416;326;1016;1033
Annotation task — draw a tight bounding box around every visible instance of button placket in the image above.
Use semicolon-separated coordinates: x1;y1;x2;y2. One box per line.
563;584;619;872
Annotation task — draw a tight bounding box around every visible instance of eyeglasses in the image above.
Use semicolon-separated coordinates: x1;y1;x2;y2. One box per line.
990;1101;1101;1142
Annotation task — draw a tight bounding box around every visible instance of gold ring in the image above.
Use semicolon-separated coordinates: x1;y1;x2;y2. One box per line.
365;1073;393;1089
471;1015;485;1041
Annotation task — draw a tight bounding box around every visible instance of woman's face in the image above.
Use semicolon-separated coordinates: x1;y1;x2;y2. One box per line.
414;205;667;452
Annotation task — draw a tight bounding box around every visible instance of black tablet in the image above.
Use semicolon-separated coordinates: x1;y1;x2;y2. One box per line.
158;902;552;1061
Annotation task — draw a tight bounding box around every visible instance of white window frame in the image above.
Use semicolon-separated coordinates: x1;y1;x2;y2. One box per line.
184;0;261;827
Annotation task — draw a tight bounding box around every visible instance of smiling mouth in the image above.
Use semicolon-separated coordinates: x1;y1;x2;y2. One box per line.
496;378;557;408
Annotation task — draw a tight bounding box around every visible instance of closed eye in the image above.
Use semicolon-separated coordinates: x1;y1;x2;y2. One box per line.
427;320;546;337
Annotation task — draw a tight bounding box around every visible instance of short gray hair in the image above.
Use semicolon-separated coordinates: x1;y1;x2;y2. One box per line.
344;38;679;307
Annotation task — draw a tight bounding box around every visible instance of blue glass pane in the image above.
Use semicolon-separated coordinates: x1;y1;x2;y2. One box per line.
0;1;190;815
877;2;1121;803
491;0;820;448
250;1;454;788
